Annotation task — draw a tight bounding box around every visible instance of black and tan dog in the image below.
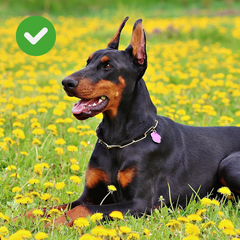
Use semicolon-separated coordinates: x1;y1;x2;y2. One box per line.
28;17;240;226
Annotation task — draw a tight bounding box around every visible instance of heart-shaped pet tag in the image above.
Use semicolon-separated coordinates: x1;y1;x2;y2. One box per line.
151;131;161;143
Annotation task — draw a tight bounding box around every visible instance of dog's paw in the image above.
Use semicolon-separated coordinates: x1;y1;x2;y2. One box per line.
45;214;74;228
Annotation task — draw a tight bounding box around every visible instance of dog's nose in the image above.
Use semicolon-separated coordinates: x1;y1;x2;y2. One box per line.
62;78;79;90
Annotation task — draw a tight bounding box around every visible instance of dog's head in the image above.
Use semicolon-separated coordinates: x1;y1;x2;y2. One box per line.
62;17;147;120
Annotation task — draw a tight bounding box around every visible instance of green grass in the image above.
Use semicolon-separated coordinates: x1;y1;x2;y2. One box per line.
1;2;240;239
1;0;240;17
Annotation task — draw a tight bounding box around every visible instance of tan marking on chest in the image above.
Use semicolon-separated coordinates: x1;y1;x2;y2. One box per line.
117;167;137;188
85;167;109;188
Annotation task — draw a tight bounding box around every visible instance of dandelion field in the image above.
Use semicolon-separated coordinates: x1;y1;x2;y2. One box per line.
1;10;240;240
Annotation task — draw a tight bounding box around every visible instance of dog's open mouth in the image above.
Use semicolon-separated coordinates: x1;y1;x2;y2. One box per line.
72;96;109;120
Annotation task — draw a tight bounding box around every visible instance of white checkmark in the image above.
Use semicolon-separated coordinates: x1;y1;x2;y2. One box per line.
24;27;48;45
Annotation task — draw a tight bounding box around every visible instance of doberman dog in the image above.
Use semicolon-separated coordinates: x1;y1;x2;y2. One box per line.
27;17;240;226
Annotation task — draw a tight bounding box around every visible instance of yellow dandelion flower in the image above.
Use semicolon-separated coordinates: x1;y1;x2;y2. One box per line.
32;128;45;135
201;221;215;228
7;165;17;170
182;235;199;240
67;127;78;133
74;217;90;228
105;229;117;237
143;228;151;238
90;213;103;222
69;175;81;184
235;229;240;235
196;209;207;216
80;141;88;147
77;125;90;129
0;226;9;236
187;214;202;222
28;109;37;115
218;186;231;196
44;182;54;188
64;118;73;123
47;124;57;131
41;193;52;201
41;163;49;169
15;197;33;204
9;233;20;240
91;225;116;237
10;173;20;178
31;122;41;128
4;137;14;145
51;197;61;204
91;226;105;236
17;114;29;120
166;219;181;229
28;178;40;184
20;151;28;156
0;142;7;151
66;191;73;195
38;108;48;113
12;229;32;239
67;145;78;152
55;138;66;145
177;216;189;223
53;108;64;116
181;115;191;121
34;232;48;240
55;118;64;123
70;158;78;164
218;219;234;230
40;218;51;223
55;147;64;155
0;212;9;222
14;194;23;199
30;118;38;123
120;226;132;234
12;186;21;193
55;181;65;190
109;211;123;220
12;128;25;139
223;228;236;235
176;109;186;115
200;197;212;206
108;185;117;193
185;223;200;235
33;165;43;176
79;234;97;240
47;209;62;218
32;138;41;145
32;209;44;217
211;199;220;206
127;232;140;239
70;164;80;171
218;211;224;217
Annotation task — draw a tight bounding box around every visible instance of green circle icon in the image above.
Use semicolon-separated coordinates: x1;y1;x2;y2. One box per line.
16;16;56;56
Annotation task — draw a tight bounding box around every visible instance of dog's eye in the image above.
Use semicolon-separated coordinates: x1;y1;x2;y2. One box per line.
103;63;111;69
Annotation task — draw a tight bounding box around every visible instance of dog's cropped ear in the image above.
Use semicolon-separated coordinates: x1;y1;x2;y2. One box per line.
107;16;129;50
127;19;146;65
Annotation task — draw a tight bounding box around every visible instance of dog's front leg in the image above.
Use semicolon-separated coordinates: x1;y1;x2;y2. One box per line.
49;200;145;227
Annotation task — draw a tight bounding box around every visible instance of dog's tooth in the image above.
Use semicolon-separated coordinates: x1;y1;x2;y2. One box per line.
98;99;103;103
93;103;96;106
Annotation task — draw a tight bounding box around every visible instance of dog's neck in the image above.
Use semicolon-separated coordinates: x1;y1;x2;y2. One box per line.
96;78;157;145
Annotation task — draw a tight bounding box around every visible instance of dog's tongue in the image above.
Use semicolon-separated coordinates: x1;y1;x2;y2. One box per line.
72;99;90;114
